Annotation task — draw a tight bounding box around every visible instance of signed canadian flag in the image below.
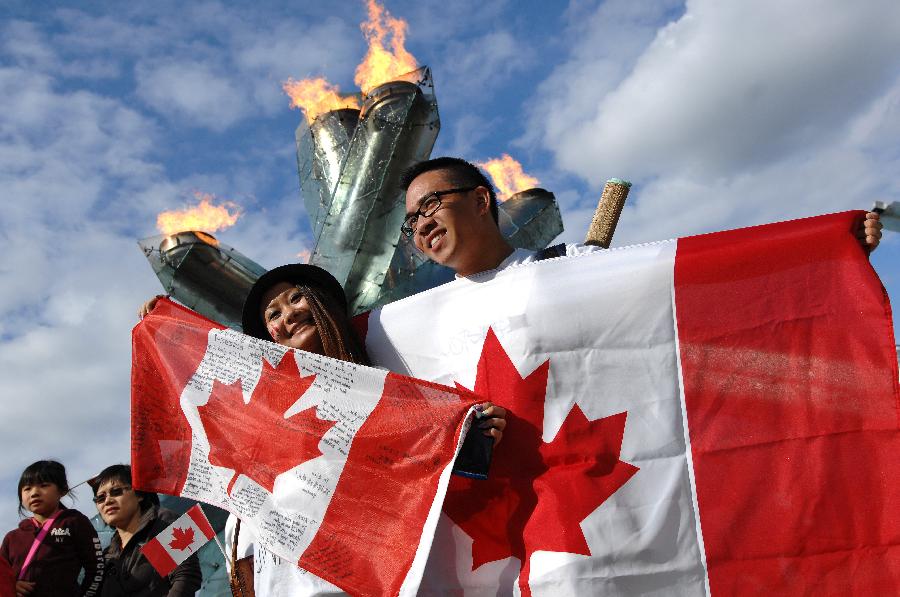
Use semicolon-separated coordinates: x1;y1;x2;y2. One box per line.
131;299;480;595
362;211;899;596
140;504;216;577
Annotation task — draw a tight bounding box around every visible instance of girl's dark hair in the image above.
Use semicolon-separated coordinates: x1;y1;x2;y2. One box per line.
17;460;69;516
297;284;371;366
91;464;160;514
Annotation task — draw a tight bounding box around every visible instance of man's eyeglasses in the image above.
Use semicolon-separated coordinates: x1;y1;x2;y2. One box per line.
400;187;476;237
92;486;132;504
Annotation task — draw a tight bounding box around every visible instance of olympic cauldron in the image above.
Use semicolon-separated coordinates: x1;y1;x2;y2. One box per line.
296;67;563;314
142;67;564;324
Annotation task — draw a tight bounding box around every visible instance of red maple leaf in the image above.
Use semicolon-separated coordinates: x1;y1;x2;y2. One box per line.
169;526;195;552
444;328;639;596
197;353;336;494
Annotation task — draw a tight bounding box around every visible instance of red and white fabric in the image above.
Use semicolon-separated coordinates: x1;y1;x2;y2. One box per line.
140;505;215;577
361;211;899;596
131;299;481;596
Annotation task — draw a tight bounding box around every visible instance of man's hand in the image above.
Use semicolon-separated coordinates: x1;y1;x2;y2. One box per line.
857;211;883;252
476;402;507;446
16;580;36;597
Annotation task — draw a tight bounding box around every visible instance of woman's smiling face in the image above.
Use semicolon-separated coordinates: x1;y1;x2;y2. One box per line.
260;282;324;354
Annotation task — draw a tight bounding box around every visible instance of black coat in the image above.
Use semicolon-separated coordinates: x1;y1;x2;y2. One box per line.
101;506;201;597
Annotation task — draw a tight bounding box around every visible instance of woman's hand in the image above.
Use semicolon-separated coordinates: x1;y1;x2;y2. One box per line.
16;580;36;597
137;295;167;319
476;402;507;446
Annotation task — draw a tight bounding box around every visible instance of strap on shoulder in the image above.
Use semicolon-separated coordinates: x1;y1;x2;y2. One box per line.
18;510;63;580
535;243;567;261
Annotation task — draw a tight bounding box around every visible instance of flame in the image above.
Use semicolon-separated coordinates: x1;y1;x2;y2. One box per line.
156;192;242;236
354;0;418;93
478;154;540;201
295;249;312;263
283;77;361;123
282;1;419;117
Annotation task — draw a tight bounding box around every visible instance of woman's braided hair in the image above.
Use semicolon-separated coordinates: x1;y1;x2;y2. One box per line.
295;283;370;366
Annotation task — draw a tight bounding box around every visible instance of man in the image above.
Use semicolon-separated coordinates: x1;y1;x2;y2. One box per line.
400;156;883;276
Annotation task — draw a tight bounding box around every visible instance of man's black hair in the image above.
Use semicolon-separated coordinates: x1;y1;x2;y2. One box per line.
17;460;69;515
91;464;160;512
400;156;499;224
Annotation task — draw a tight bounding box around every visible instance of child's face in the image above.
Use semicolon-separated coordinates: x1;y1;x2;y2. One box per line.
21;482;62;517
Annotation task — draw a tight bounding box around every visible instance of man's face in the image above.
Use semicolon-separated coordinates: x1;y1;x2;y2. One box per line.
404;169;486;273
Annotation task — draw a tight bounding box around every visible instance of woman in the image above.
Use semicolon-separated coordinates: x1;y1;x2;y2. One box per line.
241;263;370;365
142;263;508;594
1;460;103;597
90;465;201;597
140;263;508;443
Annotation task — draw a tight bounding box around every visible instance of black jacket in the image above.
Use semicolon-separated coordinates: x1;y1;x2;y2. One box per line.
0;507;103;597
101;506;201;597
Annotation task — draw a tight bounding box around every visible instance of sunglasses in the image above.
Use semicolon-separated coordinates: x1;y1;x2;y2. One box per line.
92;486;132;504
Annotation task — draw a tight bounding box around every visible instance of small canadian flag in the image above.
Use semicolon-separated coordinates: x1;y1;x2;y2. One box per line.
141;504;216;577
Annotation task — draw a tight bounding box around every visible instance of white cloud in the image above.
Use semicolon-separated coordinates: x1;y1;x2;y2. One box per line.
2;20;59;70
0;4;380;535
132;12;361;126
550;76;900;247
52;8;164;57
531;0;900;182
0;64;166;314
4;17;122;80
47;5;362;131
438;29;535;105
136;60;251;130
233;17;361;112
391;0;511;49
433;113;495;158
524;0;900;250
0;10;312;533
520;0;681;153
0;61;167;487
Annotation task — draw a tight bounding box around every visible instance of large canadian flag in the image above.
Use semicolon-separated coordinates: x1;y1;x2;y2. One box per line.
131;298;482;596
362;211;899;595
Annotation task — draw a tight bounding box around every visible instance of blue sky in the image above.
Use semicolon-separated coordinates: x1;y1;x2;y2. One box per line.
1;0;898;533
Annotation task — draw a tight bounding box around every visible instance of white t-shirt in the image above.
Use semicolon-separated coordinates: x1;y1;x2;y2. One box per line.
456;244;602;278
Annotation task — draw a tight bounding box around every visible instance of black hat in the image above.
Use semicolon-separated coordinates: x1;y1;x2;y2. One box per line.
241;264;347;340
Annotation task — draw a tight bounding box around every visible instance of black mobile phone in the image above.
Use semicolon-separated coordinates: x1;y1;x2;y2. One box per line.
451;411;494;480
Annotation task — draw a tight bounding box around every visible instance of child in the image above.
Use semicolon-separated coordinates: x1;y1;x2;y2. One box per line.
0;461;104;596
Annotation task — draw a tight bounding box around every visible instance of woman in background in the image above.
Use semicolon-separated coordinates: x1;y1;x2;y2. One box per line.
91;465;201;597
